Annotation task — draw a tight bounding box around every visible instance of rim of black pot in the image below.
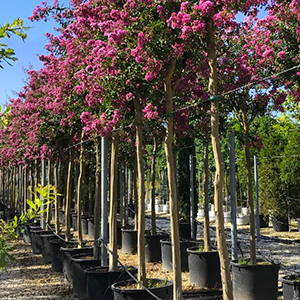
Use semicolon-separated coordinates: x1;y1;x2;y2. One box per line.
231;259;280;268
281;274;300;285
121;227;137;232
145;232;169;238
111;278;173;292
160;239;196;244
85;265;137;275
31;229;53;234
71;253;99;262
186;245;217;254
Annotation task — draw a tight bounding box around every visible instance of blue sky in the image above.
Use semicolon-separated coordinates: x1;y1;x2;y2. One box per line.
0;0;70;108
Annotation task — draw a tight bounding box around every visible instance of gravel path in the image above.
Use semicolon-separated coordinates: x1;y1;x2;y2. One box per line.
0;239;73;300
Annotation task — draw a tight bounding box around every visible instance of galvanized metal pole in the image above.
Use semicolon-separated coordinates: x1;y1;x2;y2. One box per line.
189;154;196;239
119;166;123;225
19;166;23;214
101;136;108;265
254;155;260;241
229;132;238;261
41;159;46;229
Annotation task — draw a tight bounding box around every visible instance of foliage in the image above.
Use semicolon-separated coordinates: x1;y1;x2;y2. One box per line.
0;185;59;272
0;240;15;272
257;116;300;219
0;18;28;68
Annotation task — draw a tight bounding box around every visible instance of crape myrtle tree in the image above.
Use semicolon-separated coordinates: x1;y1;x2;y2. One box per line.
217;11;282;264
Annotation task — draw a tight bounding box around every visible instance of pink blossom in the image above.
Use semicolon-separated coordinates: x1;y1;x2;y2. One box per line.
278;51;286;60
126;93;134;100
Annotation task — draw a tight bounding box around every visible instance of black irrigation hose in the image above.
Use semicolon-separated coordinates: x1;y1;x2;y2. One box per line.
98;237;162;300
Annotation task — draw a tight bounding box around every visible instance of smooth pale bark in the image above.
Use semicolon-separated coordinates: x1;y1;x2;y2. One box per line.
109;133;119;271
54;161;60;233
203;141;211;251
164;58;182;300
30;161;34;202
94;137;101;258
134;98;146;285
151;137;157;235
133;156;138;230
35;159;40;189
120;163;126;227
46;160;52;224
11;166;15;210
241;101;256;264
208;19;233;300
24;166;28;212
88;168;93;216
65;138;75;242
77;131;85;247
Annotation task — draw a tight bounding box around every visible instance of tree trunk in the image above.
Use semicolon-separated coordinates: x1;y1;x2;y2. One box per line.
24;166;28;212
151;137;157;235
203;141;211;251
11;166;15;210
94;136;101;258
30;161;34;202
65;136;75;242
241;101;256;264
88;168;93;216
77;130;85;247
120;163;126;227
36;159;40;189
134;97;146;285
164;58;182;300
54;161;60;234
109;133;119;271
208;19;233;300
46;160;52;224
133;156;138;230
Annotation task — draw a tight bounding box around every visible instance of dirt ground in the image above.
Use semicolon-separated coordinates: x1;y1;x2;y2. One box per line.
1;216;300;300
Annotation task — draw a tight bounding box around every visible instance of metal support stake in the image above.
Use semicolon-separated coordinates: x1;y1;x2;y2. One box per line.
189;154;196;239
254;155;260;241
41;159;46;229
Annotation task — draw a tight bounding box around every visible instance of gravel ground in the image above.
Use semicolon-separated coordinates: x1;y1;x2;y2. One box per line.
1;215;300;299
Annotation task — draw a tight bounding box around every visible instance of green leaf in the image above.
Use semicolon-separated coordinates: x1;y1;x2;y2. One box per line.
26;200;37;211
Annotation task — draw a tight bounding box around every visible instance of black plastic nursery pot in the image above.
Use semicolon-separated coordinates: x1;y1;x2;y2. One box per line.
231;260;279;300
179;222;191;240
23;221;40;243
88;217;95;239
145;233;169;263
111;279;173;300
122;228;137;254
161;239;195;272
49;237;66;272
259;214;269;228
85;266;138;300
281;275;300;300
187;247;221;288
30;229;53;254
71;213;78;231
81;214;89;235
41;233;66;264
61;244;93;283
71;253;102;299
272;218;289;232
41;233;56;263
59;210;65;225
